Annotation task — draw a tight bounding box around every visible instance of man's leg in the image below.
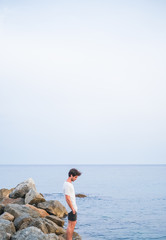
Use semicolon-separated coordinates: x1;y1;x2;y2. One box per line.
66;220;77;240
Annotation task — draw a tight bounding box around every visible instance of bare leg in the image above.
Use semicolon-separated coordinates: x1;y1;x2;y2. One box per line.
66;220;77;240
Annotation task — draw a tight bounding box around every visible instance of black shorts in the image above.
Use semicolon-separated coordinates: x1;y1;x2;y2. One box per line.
68;211;77;221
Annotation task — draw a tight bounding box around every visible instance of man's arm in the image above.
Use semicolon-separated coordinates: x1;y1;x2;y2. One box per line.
65;195;76;214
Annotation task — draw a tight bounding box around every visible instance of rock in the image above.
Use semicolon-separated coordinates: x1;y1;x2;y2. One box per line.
0;219;16;235
15;217;66;235
11;226;59;240
9;178;36;199
37;201;67;218
0;197;25;206
61;231;82;240
14;214;33;231
0;212;14;221
25;189;46;205
58;236;65;240
47;233;59;240
0;204;5;214
43;218;66;235
45;215;64;227
75;194;87;198
26;204;49;218
23;218;48;233
0;188;14;199
0;231;11;240
5;204;40;219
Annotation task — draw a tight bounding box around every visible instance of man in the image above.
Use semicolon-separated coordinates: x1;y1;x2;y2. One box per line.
63;168;82;240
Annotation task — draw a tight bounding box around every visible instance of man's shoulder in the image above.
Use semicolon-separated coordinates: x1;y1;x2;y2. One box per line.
63;181;72;188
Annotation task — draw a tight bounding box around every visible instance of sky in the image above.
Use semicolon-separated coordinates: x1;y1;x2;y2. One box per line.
0;0;166;165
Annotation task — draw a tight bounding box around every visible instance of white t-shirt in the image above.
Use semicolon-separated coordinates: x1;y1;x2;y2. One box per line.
63;181;78;212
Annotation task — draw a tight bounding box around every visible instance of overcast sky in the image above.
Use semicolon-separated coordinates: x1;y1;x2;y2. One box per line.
0;0;166;165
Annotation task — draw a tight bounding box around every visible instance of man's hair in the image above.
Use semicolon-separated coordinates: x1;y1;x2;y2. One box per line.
68;168;82;177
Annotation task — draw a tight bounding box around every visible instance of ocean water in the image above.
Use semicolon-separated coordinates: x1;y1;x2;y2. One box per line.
0;165;166;240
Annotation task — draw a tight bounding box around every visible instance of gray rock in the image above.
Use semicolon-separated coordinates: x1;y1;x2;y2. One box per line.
0;188;14;199
14;214;33;231
15;217;66;235
43;218;66;235
0;231;11;240
5;204;40;219
47;233;59;240
9;178;36;199
45;215;64;227
30;218;49;233
11;226;59;240
0;212;14;221
37;201;67;218
25;189;46;205
0;219;16;235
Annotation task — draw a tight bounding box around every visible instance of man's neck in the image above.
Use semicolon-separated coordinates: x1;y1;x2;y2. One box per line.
67;177;72;183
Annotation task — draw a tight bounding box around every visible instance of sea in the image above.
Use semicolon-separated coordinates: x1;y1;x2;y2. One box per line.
0;165;166;240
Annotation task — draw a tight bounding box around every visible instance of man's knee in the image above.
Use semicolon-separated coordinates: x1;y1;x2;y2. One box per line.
68;220;77;229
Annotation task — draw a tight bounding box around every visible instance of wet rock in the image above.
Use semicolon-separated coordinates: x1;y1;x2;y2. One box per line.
0;188;14;199
37;201;67;218
11;226;59;240
9;178;36;199
45;215;65;227
0;197;25;206
26;204;49;218
25;189;46;205
0;212;14;221
0;219;16;235
75;194;87;198
4;204;40;218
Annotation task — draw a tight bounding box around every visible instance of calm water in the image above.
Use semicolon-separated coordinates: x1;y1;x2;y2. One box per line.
0;165;166;240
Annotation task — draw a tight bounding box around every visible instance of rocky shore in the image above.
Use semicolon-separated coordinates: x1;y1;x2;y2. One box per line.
0;179;81;240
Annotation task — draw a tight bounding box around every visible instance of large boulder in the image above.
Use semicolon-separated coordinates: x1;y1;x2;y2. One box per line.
0;212;14;221
14;214;33;231
37;201;67;218
0;219;16;235
14;216;66;235
26;204;49;218
25;189;46;205
9;178;36;199
11;226;59;240
4;204;40;219
41;218;66;235
0;197;25;206
45;215;64;227
0;188;14;199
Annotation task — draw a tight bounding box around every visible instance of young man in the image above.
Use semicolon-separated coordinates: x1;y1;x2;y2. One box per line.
63;168;82;240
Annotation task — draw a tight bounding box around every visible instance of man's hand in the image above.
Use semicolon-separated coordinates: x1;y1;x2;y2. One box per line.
72;208;76;214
